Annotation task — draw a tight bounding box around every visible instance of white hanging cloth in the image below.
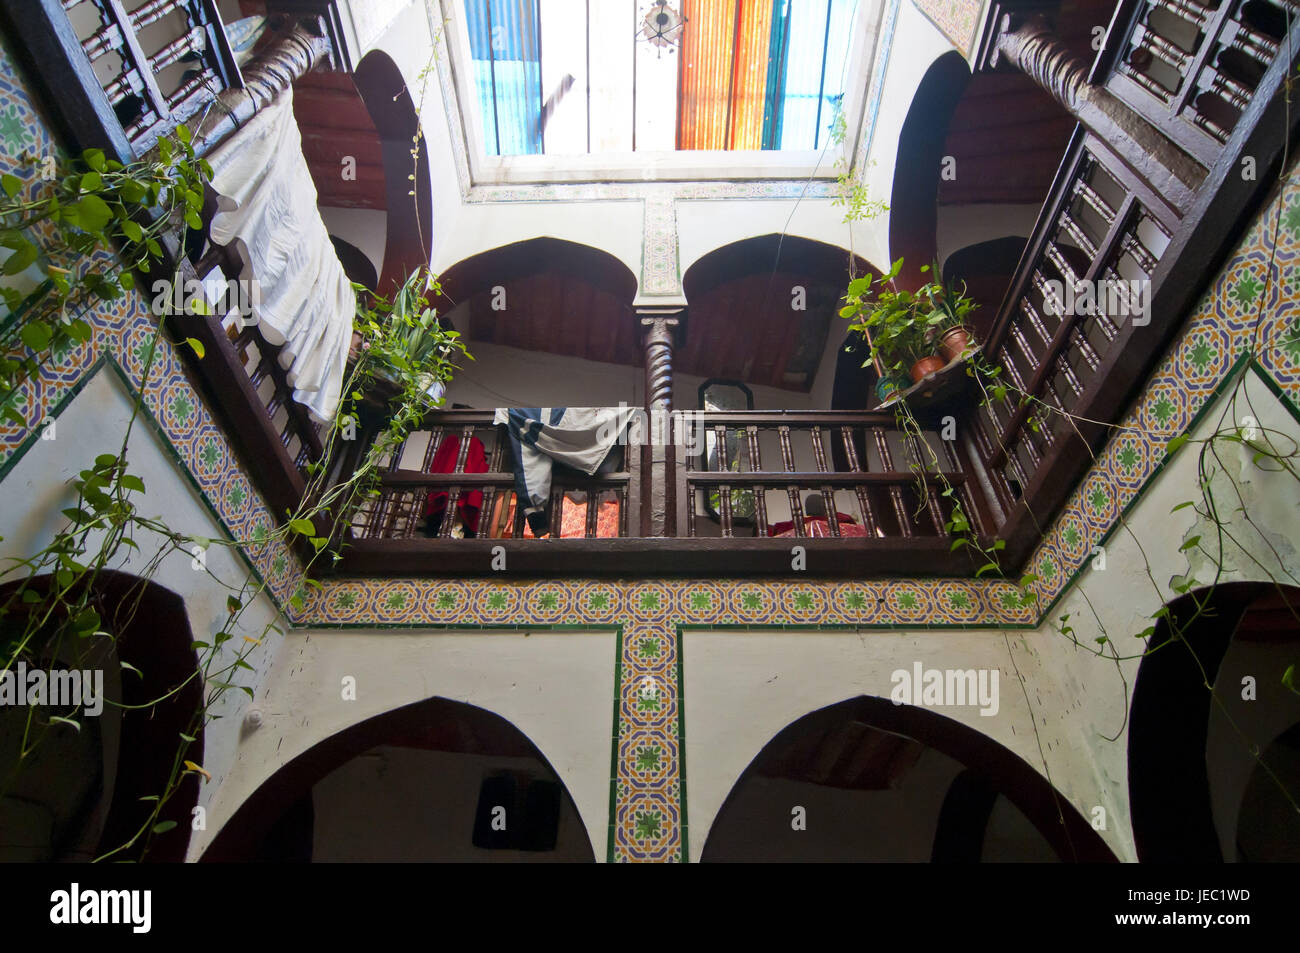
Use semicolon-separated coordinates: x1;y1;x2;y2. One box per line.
204;87;354;424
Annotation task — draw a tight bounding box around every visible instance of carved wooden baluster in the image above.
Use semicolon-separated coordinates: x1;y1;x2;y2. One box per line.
715;424;733;538
839;425;881;536
683;413;697;538
1072;170;1117;227
809;426;840;537
583;488;598;538
940;437;988;538
778;425;804;537
1057;210;1099;260
1069;325;1102;373
547;483;564;539
1150;0;1211;30
421;426;445;470
904;428;947;536
439;426;474;539
478;429;505;539
745;426;770;538
872;426;912;537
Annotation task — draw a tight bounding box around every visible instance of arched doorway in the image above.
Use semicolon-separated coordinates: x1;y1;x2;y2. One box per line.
701;695;1116;862
0;571;203;862
201;696;596;862
1129;583;1300;861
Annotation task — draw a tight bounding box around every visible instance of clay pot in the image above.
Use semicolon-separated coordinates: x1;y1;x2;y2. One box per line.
875;375;904;403
909;355;946;382
938;325;974;363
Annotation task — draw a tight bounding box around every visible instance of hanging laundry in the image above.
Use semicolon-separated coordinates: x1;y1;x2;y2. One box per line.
495;407;637;537
423;433;488;537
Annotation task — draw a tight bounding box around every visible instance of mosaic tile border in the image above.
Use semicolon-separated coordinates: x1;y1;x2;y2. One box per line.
912;0;986;58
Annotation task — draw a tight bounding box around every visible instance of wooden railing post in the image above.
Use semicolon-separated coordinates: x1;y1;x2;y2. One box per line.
638;308;682;537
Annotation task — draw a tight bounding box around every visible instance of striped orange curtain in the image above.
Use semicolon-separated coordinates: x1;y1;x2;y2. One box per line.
677;0;774;150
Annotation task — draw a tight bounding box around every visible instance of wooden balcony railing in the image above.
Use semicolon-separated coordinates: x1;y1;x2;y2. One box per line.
350;411;640;541
976;1;1300;566
333;410;994;577
2;0;242;161
1106;0;1290;165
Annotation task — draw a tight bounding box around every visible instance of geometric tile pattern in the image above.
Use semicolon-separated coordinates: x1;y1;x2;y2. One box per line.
912;0;986;57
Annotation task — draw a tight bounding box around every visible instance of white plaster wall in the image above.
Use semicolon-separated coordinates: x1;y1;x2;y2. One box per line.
1027;369;1300;860
0;367;284;841
443;338;833;411
196;627;617;861
682;626;1060;862
937;202;1042;270
863;2;956;264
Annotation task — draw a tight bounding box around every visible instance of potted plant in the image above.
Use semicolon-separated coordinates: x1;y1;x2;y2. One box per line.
841;259;945;383
919;263;979;362
353;267;468;412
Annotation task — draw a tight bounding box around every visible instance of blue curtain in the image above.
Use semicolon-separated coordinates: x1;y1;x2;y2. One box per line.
466;0;543;155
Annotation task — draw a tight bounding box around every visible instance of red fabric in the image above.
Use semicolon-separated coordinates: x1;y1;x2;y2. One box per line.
424;434;487;533
768;514;865;537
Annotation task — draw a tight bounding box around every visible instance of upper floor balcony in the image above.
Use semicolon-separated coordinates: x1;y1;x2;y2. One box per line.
5;0;1298;578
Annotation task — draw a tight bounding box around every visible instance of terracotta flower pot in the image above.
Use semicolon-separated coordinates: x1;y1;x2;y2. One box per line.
938;325;974;363
909;355;946;382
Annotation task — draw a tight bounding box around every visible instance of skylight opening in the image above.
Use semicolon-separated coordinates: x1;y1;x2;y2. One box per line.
462;0;856;157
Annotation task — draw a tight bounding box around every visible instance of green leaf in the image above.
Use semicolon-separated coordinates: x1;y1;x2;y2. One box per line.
1284;664;1298;694
1170;501;1195;513
120;219;143;242
175;124;192;144
19;320;52;351
82;148;106;172
949;537;968;551
151;821;178;835
1135;625;1156;640
119;474;146;493
179;732;196;743
49;716;80;732
226;595;241;616
1166;434;1190;455
120;660;143;678
0;173;21;197
79;171;102;192
1178;535;1201;552
183;337;205;359
289;518;316;536
3;239;39;276
74;194;113;232
72;607;101;634
975;561;999;577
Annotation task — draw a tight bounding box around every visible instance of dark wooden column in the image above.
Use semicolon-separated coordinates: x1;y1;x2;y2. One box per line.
193;21;335;155
977;10;1206;214
639;309;682;537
